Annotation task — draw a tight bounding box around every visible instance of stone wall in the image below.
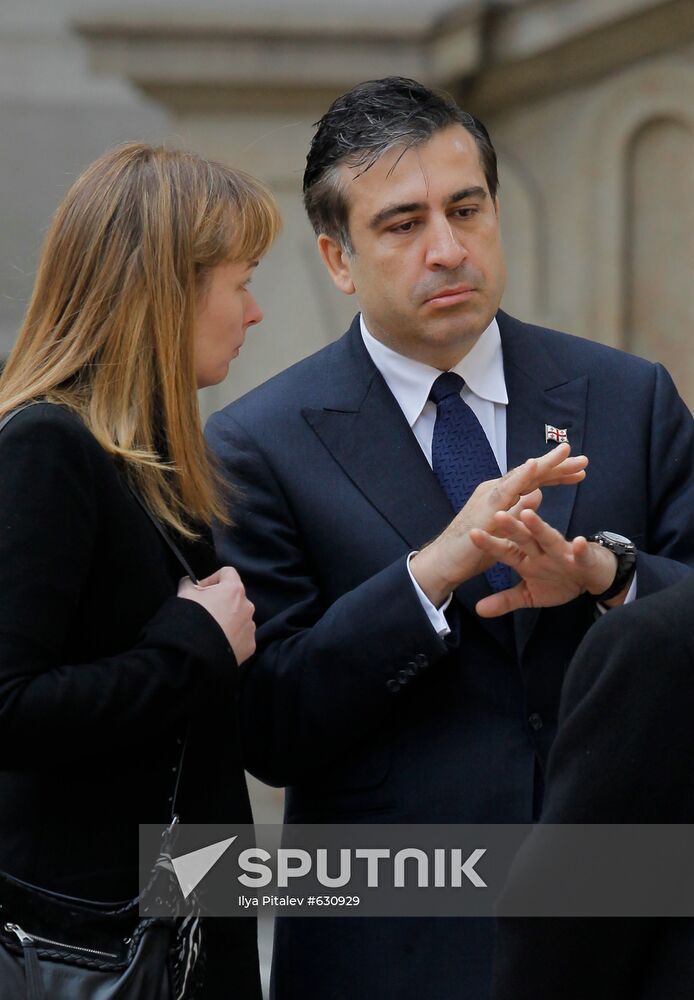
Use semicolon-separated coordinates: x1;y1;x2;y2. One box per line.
2;1;692;415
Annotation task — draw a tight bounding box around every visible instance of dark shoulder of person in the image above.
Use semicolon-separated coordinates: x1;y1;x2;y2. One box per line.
0;401;112;470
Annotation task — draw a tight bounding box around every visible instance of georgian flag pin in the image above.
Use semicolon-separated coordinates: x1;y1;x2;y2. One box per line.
545;424;569;444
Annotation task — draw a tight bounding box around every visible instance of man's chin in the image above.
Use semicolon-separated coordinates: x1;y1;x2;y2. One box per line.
421;313;489;344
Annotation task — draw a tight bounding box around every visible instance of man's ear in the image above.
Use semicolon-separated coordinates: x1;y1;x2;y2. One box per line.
317;234;356;295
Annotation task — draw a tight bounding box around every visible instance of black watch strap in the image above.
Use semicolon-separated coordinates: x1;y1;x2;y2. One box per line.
588;532;637;602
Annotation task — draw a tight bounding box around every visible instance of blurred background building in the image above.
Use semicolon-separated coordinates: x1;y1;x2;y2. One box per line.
2;0;693;990
2;0;693;414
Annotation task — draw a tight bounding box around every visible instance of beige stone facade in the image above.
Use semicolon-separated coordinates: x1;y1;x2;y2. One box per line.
75;0;694;418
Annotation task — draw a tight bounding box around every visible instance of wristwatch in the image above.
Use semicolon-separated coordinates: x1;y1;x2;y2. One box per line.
587;531;637;602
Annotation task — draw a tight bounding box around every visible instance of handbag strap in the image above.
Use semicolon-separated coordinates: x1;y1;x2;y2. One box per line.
0;403;196;822
123;489;200;822
125;486;200;587
0;403;33;434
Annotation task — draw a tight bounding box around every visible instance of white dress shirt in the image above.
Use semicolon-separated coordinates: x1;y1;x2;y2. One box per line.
360;314;635;634
360;314;508;472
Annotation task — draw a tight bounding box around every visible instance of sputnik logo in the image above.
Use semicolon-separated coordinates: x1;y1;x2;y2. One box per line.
170;836;237;899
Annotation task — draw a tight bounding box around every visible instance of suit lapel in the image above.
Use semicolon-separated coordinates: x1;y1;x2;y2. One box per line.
500;311;588;658
302;319;452;549
302;319;515;656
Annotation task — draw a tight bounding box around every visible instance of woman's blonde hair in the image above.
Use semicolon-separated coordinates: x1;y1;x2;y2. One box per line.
0;142;280;536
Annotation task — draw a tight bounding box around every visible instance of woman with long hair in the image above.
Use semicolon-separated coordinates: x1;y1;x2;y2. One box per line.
0;142;280;997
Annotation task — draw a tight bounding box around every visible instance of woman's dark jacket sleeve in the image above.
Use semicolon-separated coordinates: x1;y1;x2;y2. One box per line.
0;404;235;767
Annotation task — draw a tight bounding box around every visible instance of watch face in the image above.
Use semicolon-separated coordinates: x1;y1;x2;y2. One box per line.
602;531;632;545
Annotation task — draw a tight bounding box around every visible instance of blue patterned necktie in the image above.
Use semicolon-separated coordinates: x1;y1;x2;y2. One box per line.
429;371;512;591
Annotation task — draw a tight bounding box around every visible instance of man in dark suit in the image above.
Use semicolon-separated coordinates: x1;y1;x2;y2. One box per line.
492;574;694;1000
205;77;694;999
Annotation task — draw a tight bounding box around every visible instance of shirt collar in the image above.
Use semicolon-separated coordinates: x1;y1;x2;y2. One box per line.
360;314;508;428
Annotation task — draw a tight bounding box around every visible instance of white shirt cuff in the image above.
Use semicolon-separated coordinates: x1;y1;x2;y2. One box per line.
406;552;452;637
597;570;637;615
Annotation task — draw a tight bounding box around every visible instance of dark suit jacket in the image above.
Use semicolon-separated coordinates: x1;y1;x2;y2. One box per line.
206;311;694;1000
492;575;694;1000
0;402;261;999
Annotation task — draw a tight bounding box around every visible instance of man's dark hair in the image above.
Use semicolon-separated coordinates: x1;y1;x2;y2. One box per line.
303;76;498;253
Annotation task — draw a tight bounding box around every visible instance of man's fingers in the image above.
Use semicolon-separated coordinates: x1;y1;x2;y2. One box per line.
479;447;587;520
541;468;587;487
516;449;587;490
553;453;589;472
475;584;528;618
519;508;571;556
501;447;586;504
469;528;524;567
539;442;571;464
499;459;541;507
541;446;588;485
542;448;588;474
533;444;575;479
571;535;594;564
491;512;542;555
508;488;542;517
538;455;588;486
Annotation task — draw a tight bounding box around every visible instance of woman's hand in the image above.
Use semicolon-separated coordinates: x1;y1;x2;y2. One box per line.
178;566;256;664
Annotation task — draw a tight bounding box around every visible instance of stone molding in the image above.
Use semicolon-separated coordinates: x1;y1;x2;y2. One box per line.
75;0;694;115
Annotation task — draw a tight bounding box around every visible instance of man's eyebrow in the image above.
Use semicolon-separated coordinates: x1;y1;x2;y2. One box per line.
368;186;488;229
368;202;423;229
447;186;487;204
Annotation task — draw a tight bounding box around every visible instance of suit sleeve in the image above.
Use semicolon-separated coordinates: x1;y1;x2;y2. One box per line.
636;363;694;593
492;587;694;1000
0;414;236;768
206;410;454;787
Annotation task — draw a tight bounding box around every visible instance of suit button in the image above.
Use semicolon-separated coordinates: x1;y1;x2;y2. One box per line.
397;669;410;684
386;679;400;693
414;653;429;668
405;661;418;675
528;713;543;732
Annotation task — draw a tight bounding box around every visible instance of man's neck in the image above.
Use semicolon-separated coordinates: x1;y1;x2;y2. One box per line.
361;322;483;372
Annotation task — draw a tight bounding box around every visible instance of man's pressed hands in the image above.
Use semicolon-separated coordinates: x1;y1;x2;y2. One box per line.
469;507;631;618
410;443;588;607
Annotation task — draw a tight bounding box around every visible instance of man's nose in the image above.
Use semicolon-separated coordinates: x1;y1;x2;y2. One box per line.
424;218;467;270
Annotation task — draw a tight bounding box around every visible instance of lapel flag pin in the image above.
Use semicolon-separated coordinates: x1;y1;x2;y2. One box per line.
545;424;569;444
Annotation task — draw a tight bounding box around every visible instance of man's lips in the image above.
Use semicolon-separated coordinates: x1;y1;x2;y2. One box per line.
424;285;476;305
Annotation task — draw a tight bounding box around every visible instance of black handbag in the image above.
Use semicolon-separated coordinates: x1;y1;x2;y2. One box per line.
0;405;205;1000
0;873;180;1000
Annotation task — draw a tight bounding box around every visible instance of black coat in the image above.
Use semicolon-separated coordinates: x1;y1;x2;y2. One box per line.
206;311;694;1000
0;402;261;998
492;575;694;1000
